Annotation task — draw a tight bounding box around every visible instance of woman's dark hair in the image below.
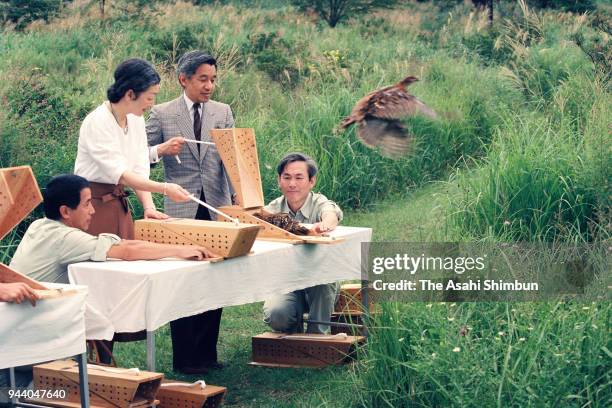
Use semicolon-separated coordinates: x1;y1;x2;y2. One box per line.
107;58;161;103
43;174;90;220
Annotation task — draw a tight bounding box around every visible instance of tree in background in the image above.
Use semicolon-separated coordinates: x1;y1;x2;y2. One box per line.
292;0;399;28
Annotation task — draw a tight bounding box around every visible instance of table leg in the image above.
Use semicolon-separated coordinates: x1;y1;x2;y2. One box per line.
76;353;90;408
146;330;155;371
8;367;17;406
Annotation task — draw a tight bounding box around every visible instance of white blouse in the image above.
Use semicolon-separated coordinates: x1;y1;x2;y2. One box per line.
75;103;150;185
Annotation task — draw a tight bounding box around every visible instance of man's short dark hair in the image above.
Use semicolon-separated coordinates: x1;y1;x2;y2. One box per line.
43;175;90;220
177;50;217;80
277;152;318;180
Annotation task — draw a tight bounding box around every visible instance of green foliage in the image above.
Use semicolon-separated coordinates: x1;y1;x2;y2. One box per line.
0;72;90;185
528;0;597;13
241;31;302;86
0;0;67;30
292;0;399;27
340;301;611;407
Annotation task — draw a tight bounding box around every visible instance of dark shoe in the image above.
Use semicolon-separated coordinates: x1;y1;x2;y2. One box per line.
175;366;209;375
201;361;225;370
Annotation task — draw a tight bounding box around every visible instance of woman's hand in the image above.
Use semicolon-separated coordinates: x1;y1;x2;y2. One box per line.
158;136;185;156
144;208;169;220
164;183;191;202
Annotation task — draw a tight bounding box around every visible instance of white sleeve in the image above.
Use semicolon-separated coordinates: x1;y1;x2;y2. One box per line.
79;115;129;184
132;118;151;179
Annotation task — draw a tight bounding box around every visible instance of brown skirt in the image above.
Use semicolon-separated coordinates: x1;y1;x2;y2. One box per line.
87;182;134;240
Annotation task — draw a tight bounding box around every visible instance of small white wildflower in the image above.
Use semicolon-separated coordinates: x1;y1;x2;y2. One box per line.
518;337;526;342
398;337;405;342
498;331;505;336
452;347;461;352
431;352;437;358
503;220;511;226
528;326;534;331
447;317;455;322
582;306;590;310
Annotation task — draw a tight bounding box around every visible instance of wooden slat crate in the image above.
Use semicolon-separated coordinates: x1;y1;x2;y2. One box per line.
134;219;261;259
32;360;162;408
335;283;375;314
156;380;226;408
251;332;365;368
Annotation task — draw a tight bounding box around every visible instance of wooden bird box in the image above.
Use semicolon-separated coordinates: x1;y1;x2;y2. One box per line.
210;128;264;210
0;166;43;240
250;332;365;368
134;219;261;259
31;360;162;408
156;380;226;408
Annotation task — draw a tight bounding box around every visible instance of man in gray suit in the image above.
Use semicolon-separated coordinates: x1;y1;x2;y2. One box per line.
146;51;234;374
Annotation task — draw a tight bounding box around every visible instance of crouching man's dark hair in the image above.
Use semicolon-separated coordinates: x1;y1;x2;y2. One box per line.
43;174;90;220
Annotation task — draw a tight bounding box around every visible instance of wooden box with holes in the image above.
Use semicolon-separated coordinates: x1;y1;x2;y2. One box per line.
133;219;261;259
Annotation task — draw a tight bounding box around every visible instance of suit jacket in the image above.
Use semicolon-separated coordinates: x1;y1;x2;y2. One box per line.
146;96;235;219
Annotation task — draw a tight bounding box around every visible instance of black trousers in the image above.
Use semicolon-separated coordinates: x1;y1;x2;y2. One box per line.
170;192;223;369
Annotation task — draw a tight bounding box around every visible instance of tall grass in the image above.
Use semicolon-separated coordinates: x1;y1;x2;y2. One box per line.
333;301;611;407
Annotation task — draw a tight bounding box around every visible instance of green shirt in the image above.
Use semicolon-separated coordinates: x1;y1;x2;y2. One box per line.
264;192;343;224
9;218;121;284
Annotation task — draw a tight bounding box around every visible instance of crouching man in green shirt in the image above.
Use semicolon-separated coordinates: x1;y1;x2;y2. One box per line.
263;153;343;334
10;174;215;284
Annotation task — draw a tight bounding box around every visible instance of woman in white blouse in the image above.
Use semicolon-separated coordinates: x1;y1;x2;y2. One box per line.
75;58;190;239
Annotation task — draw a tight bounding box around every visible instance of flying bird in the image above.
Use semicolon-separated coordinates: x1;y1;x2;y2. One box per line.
339;76;438;158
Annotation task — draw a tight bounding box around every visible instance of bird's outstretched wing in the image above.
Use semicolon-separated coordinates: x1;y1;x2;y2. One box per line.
367;89;438;121
357;117;412;158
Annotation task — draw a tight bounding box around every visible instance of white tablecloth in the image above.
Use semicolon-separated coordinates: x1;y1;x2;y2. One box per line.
0;284;88;369
68;226;371;340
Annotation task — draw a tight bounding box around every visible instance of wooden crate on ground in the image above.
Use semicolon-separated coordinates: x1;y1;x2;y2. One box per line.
156;380;226;408
134;219;261;259
250;332;365;368
31;360;162;408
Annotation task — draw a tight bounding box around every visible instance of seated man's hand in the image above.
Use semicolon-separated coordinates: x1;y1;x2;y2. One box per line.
312;212;339;234
0;282;39;306
144;208;170;220
158;136;185;156
179;246;219;260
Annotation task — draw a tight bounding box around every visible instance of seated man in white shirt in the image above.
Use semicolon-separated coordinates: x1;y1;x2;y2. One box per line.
263;153;343;334
10;174;214;284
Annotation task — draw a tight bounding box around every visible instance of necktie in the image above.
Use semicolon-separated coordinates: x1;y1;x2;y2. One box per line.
193;103;202;153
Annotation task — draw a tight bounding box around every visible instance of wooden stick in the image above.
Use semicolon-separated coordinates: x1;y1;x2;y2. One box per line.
188;195;239;225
